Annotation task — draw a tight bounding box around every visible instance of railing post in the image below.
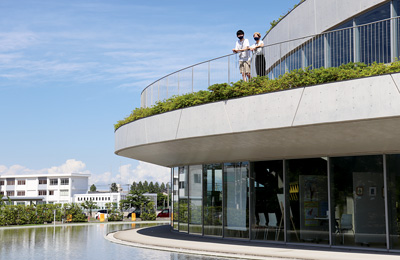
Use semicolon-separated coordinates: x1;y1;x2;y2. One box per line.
391;5;398;62
228;56;230;83
353;19;360;63
166;77;169;99
208;61;210;87
324;33;331;68
178;72;180;96
192;67;194;93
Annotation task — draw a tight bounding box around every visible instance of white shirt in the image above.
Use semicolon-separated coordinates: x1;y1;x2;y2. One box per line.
235;39;251;61
251;40;264;55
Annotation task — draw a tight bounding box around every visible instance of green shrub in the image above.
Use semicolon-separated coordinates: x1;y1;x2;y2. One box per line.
115;61;400;130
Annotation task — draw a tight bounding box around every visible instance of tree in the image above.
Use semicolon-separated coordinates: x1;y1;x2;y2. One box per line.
149;181;155;193
81;200;97;217
157;192;168;208
137;181;143;192
131;181;137;191
154;182;160;193
143;181;149;192
110;183;118;192
120;190;150;212
90;184;97;192
160;182;166;192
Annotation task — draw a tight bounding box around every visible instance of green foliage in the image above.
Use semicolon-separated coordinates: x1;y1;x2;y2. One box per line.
141;201;156;221
90;184;97;192
120;190;150;211
110;183;118;192
0;203;87;226
81;200;97;217
115;61;400;130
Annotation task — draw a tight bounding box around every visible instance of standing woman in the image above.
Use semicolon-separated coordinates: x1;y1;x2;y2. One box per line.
250;32;265;77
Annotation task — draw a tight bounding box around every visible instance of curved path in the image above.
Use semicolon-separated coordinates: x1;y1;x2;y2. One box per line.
105;225;399;260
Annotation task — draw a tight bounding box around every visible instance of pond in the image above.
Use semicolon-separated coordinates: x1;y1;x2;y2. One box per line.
0;223;231;260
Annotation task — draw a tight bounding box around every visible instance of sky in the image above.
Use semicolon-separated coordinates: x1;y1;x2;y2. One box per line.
0;0;301;191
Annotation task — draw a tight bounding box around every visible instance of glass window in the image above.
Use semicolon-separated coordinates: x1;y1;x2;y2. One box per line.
38;190;47;196
7;179;15;185
286;158;329;244
39;179;47;185
224;162;249;239
0;180;4;185
203;164;223;237
251;160;284;241
7;191;14;196
60;190;69;196
17;191;25;196
330;155;386;248
356;3;390;26
60;178;69;185
50;179;58;185
178;166;189;232
386;154;400;249
189;165;202;235
173;167;179;230
17;180;26;185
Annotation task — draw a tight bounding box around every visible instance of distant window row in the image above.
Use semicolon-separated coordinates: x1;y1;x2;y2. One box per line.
77;197;111;202
0;178;69;186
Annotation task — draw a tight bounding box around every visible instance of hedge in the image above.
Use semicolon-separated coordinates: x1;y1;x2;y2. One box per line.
115;61;400;131
0;203;87;226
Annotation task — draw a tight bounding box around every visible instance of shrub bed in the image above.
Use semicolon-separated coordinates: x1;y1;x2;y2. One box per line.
0;203;87;226
115;61;400;130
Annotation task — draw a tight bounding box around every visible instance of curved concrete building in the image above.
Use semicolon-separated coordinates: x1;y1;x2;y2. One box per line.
116;0;400;252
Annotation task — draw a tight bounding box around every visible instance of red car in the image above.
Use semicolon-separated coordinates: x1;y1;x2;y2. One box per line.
157;209;170;218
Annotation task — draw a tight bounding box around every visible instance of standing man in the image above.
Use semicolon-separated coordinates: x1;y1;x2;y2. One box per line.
232;30;251;82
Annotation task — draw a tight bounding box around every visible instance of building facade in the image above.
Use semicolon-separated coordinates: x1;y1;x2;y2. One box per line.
115;0;400;252
0;173;89;205
73;192;127;210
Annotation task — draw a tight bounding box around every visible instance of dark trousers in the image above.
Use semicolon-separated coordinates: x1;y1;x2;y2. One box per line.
255;54;266;77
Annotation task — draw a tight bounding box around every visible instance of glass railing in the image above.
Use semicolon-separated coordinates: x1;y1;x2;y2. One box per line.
141;16;400;108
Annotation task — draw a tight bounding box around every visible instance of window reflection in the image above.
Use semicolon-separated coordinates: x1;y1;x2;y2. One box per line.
178;166;188;232
203;164;223;237
173;167;179;230
251;160;284;241
386;154;400;249
330;155;386;248
224;162;249;239
286;158;329;244
189;165;202;234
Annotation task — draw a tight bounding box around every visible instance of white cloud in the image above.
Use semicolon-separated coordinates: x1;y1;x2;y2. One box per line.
89;161;170;186
0;159;90;176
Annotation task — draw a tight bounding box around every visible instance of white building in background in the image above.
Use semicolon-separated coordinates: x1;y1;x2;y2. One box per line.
73;192;127;210
0;173;90;205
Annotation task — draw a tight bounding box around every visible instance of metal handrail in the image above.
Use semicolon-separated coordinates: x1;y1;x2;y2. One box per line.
141;16;400;108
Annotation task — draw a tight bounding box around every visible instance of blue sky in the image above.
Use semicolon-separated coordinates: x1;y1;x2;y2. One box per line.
0;0;300;189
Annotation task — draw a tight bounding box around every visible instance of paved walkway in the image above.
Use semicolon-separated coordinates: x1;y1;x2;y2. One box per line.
105;225;400;260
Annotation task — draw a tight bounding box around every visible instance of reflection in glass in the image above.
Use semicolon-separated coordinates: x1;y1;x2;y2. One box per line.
173;167;179;230
330;155;386;248
223;162;249;239
286;158;329;244
189;165;203;234
251;160;284;241
203;164;223;237
386;154;400;249
178;166;188;232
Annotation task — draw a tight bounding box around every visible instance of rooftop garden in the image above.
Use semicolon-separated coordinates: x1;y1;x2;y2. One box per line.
115;60;400;131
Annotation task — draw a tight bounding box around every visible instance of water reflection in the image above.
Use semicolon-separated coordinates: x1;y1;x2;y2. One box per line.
0;224;231;260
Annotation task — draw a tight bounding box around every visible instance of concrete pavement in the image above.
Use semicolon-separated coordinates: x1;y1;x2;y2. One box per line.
105;224;400;260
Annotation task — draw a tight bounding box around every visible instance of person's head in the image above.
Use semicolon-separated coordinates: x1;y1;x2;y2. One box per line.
237;30;244;40
253;32;261;41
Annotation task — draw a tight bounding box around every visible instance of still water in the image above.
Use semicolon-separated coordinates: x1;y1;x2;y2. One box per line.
0;223;230;260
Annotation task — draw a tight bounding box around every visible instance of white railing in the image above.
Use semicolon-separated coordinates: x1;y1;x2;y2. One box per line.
141;17;399;108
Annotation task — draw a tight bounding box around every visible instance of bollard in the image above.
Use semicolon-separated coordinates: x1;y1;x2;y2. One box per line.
131;212;136;221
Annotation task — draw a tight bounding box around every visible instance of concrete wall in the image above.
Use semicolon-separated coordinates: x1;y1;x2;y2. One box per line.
115;73;400;167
